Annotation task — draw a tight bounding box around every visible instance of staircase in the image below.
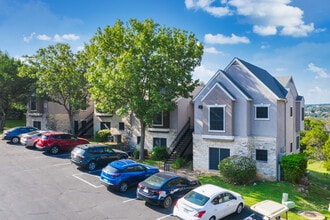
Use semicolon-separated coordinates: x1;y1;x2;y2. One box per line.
164;119;193;170
76;113;94;138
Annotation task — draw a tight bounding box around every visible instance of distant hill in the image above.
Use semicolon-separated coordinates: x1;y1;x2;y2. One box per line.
305;104;330;119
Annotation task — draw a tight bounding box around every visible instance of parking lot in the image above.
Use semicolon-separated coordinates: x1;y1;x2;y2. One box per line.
0;140;254;220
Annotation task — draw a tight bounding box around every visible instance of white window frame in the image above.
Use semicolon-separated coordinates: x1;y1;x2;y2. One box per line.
254;104;270;120
152;112;163;126
208;105;225;132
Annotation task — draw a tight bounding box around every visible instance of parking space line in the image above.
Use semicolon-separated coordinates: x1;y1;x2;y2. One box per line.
122;198;138;203
72;173;104;188
53;162;71;166
156;214;173;220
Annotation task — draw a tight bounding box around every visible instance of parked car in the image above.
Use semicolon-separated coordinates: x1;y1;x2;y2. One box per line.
136;172;201;209
35;132;89;154
71;144;128;171
1;126;39;144
173;184;244;220
20;130;51;148
100;159;159;192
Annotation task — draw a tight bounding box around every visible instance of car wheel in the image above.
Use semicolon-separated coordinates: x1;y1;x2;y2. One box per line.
236;203;243;214
11;137;20;144
209;216;216;220
163;196;173;209
50;146;59;155
87;161;96;171
118;182;128;192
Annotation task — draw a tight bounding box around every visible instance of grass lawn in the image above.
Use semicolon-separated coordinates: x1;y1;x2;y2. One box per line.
0;119;26;135
197;161;330;220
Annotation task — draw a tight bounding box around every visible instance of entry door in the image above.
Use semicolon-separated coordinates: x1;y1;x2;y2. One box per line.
209;148;230;170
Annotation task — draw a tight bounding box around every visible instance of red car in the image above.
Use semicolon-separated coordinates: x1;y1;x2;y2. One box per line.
36;132;89;154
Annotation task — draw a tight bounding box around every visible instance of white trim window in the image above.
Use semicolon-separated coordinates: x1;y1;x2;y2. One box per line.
208;105;225;132
255;104;270;120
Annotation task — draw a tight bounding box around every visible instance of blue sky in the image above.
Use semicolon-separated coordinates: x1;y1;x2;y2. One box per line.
1;0;330;104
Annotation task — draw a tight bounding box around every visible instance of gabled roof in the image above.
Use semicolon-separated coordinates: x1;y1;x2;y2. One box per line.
231;58;288;99
201;82;236;102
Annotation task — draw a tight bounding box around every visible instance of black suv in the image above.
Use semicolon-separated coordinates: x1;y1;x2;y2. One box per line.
71;144;128;171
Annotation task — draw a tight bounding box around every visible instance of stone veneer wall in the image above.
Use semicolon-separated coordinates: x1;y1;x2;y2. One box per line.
193;134;278;181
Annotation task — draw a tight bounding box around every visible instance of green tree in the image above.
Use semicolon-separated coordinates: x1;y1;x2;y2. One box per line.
85;19;203;160
300;117;328;160
323;136;330;170
0;51;33;131
19;44;90;133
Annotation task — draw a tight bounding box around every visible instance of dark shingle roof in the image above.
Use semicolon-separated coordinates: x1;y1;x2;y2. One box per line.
237;58;288;99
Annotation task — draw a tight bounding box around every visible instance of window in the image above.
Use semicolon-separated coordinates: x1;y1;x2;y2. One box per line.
209;106;225;131
290;143;293;152
137;136;141;145
255;105;269;120
30;95;37;111
33;121;41;129
301;108;305;121
119;122;125;130
153;112;163;126
256;149;268;162
290;107;293;117
209;148;230;170
100;122;111;130
296;136;300;150
153;137;166;147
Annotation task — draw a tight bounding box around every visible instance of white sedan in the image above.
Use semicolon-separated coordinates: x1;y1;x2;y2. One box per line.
173;184;244;220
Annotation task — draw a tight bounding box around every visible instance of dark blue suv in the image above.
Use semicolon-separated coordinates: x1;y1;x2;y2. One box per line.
100;159;159;192
2;126;39;144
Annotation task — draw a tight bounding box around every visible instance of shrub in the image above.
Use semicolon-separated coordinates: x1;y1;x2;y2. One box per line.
133;148;149;159
95;129;111;142
219;155;256;185
172;157;187;169
150;146;168;161
281;153;308;183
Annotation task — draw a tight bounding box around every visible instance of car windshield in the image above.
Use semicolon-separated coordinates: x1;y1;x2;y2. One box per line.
184;191;209;206
143;175;167;188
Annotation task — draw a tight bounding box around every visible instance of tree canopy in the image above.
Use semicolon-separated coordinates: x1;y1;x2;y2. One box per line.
85;18;203;160
19;43;90;133
0;51;33;131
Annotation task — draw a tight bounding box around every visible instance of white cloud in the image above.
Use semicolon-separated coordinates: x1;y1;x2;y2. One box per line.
193;64;216;83
54;34;80;42
37;34;52;41
204;33;250;44
184;0;232;17
23;32;36;43
186;0;314;37
306;86;330;104
308;63;330;79
204;47;224;54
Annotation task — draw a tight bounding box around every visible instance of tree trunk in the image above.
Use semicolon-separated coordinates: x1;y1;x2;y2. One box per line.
68;111;75;134
139;121;146;161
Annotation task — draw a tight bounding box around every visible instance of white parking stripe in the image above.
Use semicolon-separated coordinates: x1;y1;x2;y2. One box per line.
156;214;173;220
122;198;138;203
72;173;104;188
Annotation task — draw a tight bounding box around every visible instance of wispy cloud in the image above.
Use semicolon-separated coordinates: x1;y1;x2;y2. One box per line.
308;63;330;79
204;33;250;44
185;0;314;37
23;33;80;43
204;47;224;54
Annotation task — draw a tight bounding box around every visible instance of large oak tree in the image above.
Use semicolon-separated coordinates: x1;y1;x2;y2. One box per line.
19;43;90;133
85;19;203;160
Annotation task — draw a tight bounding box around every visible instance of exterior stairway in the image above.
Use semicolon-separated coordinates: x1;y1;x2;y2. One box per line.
164;119;193;170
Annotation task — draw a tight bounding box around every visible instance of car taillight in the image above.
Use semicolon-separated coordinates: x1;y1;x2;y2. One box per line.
194;210;206;218
4;131;8;135
137;183;142;189
78;155;84;160
149;189;164;195
111;173;121;177
174;200;179;208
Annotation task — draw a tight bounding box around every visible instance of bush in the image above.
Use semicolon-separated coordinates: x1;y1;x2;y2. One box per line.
172;157;187;169
95;129;111;142
150;146;168;161
133;148;149;159
281;153;308;183
219;155;256;185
